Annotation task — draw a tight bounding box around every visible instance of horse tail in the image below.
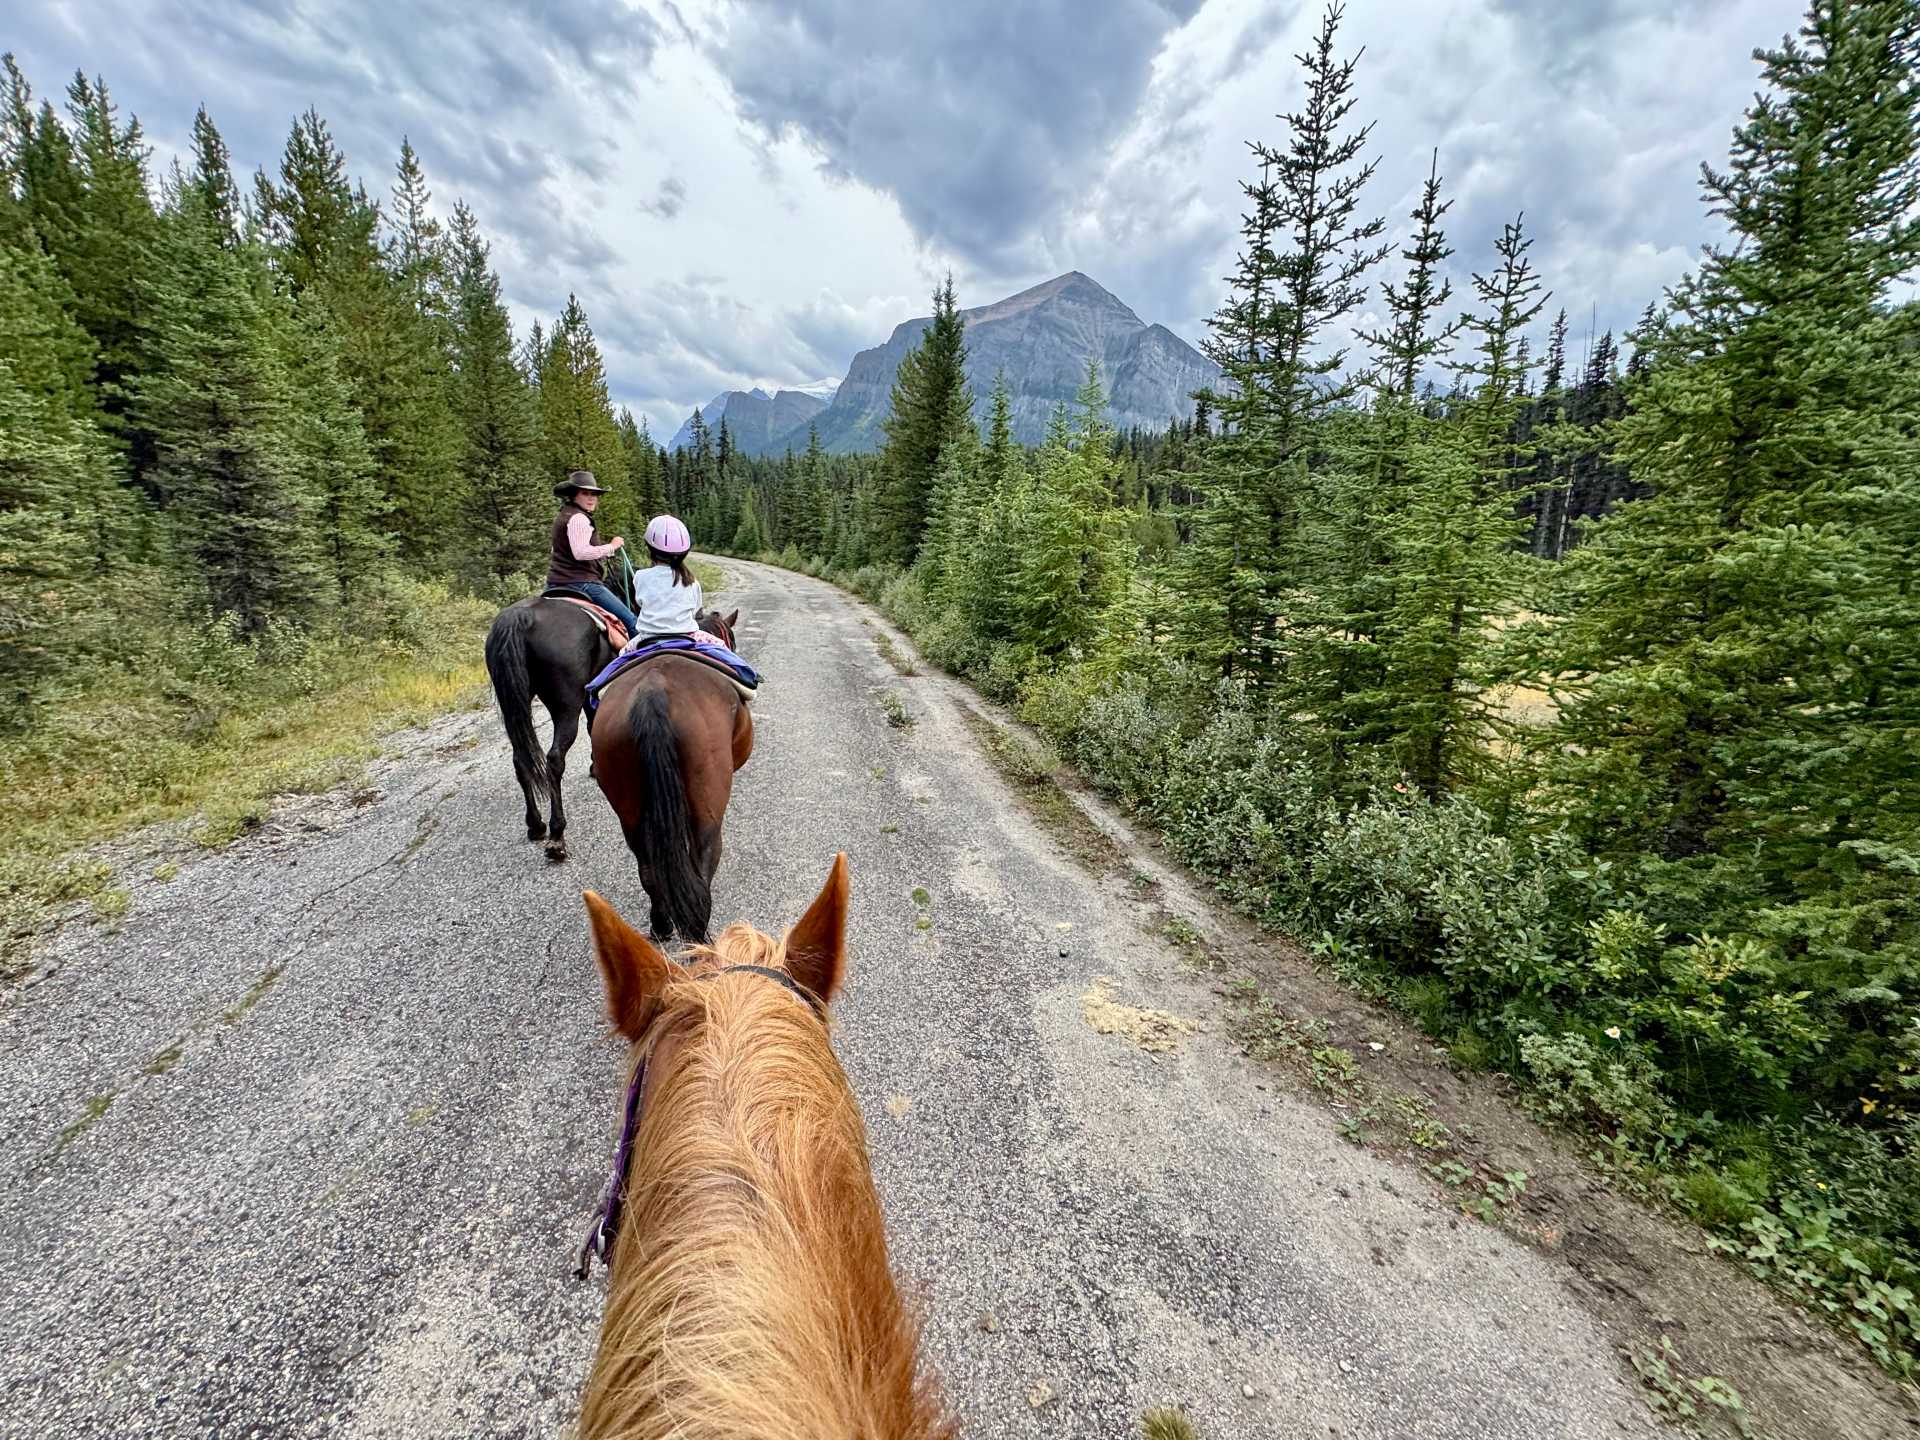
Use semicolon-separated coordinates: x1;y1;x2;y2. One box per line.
485;606;547;809
631;684;710;942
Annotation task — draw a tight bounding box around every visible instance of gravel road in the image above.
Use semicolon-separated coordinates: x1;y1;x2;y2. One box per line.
1;560;1663;1439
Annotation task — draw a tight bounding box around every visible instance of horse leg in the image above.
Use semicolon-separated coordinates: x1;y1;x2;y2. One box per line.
520;756;547;842
544;702;582;862
690;821;724;942
624;831;670;941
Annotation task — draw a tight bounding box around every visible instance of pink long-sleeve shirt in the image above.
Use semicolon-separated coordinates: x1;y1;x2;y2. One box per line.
567;511;621;562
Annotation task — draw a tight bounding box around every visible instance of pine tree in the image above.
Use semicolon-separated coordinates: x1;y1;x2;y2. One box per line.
183;106;239;246
447;200;542;584
538;293;626;513
272;290;387;612
1181;3;1387;685
252;108;357;295
1525;0;1920;1108
788;423;829;557
1012;367;1127;656
876;274;971;565
730;488;763;553
1382;216;1544;794
135;210;325;631
388;138;447;327
1543;308;1569;393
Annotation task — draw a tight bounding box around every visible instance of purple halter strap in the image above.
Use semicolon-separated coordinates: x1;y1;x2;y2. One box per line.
574;963;824;1281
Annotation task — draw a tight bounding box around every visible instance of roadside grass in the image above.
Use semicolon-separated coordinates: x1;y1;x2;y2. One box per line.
875;630;918;675
691;557;729;594
1;599;491;976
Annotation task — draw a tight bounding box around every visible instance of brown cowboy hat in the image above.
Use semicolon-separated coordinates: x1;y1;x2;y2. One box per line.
554;469;608;498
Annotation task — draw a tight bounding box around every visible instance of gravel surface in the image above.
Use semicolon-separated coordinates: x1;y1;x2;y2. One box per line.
1;560;1661;1438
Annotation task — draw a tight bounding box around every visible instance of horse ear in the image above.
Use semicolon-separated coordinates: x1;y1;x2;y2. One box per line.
584;891;672;1040
785;852;849;1004
723;609;739;631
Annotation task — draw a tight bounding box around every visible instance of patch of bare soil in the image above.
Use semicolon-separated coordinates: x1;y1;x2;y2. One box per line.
1080;976;1199;1054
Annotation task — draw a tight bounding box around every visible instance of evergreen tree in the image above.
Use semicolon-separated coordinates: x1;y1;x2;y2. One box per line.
447;200;541;584
135;212;325;631
1525;0;1920;1107
730;488;764;553
1181;3;1387;684
789;423;829;557
272;291;387;612
538;293;626;511
876;274;970;565
252;108;357;295
187;106;238;246
388;138;447;327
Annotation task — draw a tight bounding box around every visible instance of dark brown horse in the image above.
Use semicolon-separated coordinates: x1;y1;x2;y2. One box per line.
589;608;747;941
484;597;618;861
576;856;953;1440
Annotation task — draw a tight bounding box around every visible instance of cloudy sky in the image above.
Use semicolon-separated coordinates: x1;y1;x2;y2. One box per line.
12;0;1803;435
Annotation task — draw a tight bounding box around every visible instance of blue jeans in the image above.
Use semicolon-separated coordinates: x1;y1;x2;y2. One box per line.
570;581;638;636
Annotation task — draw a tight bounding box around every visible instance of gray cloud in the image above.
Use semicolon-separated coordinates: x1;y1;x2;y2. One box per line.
8;0;1812;434
641;175;689;219
8;0;659;314
701;0;1206;272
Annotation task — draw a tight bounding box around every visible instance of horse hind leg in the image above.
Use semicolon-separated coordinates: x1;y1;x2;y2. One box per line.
543;702;583;862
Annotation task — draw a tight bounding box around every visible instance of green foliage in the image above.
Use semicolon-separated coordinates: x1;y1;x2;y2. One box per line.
875;274;970;566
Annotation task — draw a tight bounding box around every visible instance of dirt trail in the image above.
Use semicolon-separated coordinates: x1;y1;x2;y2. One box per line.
2;559;1910;1438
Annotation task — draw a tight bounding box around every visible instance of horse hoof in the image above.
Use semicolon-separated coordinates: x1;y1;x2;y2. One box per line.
527;825;548;843
545;838;570;863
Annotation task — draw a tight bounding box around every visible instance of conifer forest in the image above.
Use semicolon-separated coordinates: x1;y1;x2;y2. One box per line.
2;0;1917;1382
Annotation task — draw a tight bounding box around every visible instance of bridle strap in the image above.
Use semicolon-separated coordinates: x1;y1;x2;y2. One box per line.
575;962;824;1279
720;963;825;1017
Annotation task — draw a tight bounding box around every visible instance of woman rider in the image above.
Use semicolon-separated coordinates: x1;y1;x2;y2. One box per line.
546;470;640;635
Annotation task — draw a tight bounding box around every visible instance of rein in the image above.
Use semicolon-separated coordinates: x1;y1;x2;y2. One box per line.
574;961;825;1280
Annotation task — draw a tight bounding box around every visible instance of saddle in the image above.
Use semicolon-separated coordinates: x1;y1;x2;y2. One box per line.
586;637;760;711
543;588;630;649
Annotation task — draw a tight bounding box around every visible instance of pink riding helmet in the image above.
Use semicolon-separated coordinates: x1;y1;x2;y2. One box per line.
644;514;692;556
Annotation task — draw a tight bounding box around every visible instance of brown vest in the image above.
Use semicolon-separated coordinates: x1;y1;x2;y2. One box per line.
548;503;605;586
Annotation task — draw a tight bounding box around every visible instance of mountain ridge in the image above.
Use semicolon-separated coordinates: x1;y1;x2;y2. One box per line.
666;387;829;455
666;272;1216;456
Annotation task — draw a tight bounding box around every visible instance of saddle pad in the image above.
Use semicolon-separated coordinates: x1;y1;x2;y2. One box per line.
585;639;760;711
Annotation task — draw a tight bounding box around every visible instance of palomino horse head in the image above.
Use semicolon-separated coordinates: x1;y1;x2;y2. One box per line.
577;855;952;1440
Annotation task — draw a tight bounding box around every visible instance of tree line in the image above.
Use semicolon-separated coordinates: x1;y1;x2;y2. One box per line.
0;59;671;721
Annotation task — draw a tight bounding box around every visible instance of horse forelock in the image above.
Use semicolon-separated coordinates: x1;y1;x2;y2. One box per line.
582;927;951;1440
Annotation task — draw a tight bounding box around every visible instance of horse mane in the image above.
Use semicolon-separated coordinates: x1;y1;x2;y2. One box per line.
580;923;953;1440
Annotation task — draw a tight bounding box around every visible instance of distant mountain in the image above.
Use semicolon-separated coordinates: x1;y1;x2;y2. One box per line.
803;272;1218;454
667;387;830;455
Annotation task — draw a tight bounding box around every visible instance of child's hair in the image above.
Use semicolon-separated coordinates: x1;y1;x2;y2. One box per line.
648;545;695;587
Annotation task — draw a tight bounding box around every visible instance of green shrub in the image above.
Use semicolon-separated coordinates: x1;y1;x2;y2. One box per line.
1519;1031;1675;1144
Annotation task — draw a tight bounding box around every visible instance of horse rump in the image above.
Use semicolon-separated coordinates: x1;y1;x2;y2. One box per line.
629;684;711;942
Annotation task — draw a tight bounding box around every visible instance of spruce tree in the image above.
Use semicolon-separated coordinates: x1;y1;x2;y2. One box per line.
538;293;626;509
188;106;238;245
135;209;325;631
447;200;541;584
876;274;970;566
1526;0;1920;1108
1181;3;1387;684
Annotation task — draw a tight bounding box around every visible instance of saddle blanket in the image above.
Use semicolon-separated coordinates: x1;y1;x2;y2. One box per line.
586;637;761;711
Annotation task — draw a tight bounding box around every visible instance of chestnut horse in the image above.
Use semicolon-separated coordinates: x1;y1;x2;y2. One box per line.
589;608;746;942
577;855;952;1440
